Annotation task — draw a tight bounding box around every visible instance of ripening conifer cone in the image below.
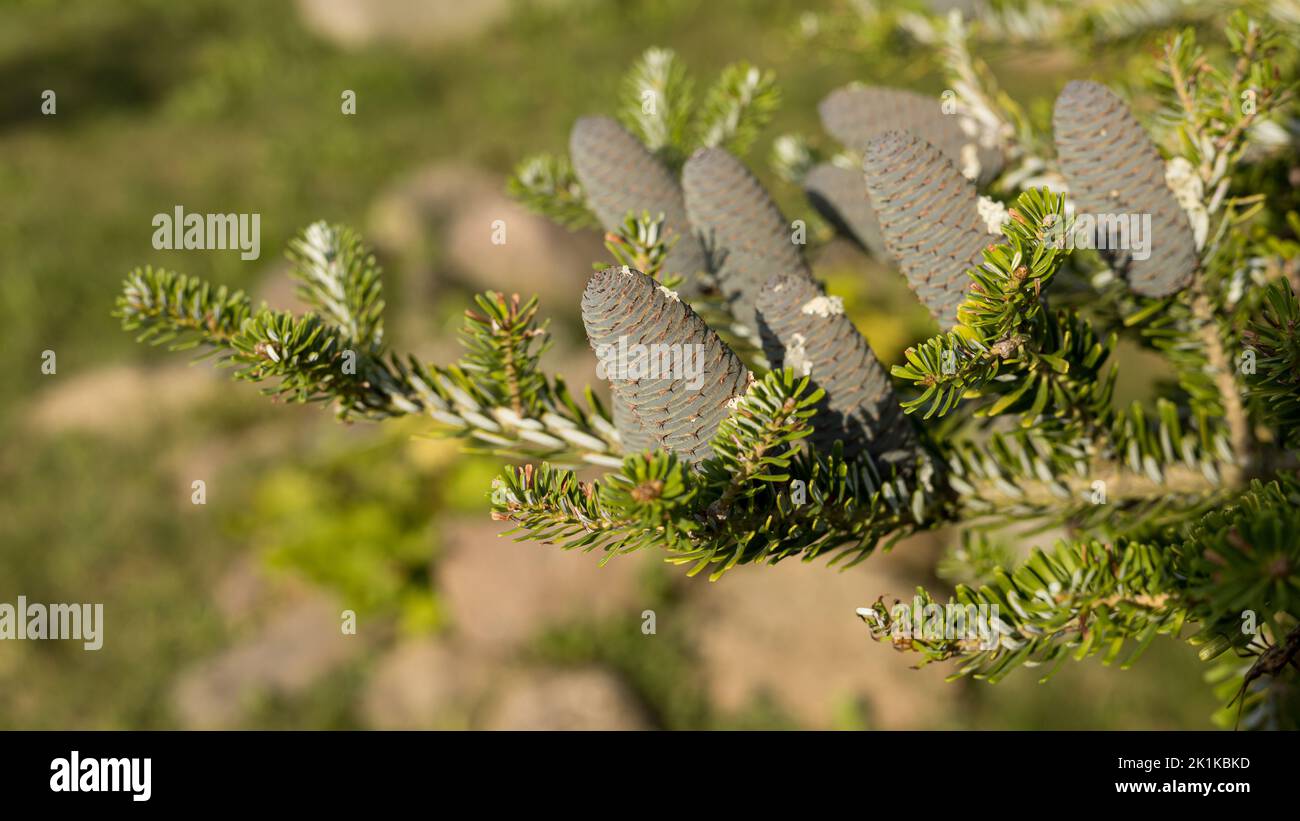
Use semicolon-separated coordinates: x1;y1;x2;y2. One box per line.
582;266;751;462
569;116;708;285
682;147;811;336
611;392;657;454
1052;80;1196;297
820;85;1004;185
756;273;916;462
863;130;992;330
804;163;887;258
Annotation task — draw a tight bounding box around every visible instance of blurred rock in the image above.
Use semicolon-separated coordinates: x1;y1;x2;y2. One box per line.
437;518;652;653
252;259;314;315
682;543;954;729
210;552;325;630
360;638;489;729
212;555;272;629
479;667;650;730
446;196;600;307
26;364;216;436
367;162;602;310
295;0;513;49
367;164;494;255
172;593;364;728
161;404;322;511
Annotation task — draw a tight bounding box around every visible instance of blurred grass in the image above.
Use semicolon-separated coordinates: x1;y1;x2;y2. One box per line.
0;0;1214;728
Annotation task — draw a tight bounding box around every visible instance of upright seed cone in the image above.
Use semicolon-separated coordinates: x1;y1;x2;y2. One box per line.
611;392;657;454
582;266;751;463
804;162;887;258
682;147;811;336
569;116;708;287
1052;80;1196;298
756;273;916;462
820;85;1004;185
863;130;991;330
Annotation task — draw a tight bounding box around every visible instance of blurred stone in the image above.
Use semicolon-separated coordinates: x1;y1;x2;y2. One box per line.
360;638;489;729
479;667;650;730
682;543;955;729
161;404;321;511
367;162;602;310
446;195;600;307
212;555;271;628
26;364;216;436
211;552;323;630
437;518;652;653
295;0;513;49
252;259;314;315
172;593;364;728
368;164;495;254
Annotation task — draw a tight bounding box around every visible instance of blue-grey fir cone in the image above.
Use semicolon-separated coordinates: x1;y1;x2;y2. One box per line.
1052;81;1196;298
569;116;708;288
819;85;1004;186
582;266;752;463
611;392;657;454
682;147;811;336
862;130;991;330
804;162;887;258
756;273;916;462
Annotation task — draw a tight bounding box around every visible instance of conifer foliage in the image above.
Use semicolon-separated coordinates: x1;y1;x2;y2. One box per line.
119;20;1300;728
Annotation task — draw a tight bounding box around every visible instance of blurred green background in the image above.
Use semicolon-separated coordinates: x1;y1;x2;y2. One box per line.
0;0;1219;729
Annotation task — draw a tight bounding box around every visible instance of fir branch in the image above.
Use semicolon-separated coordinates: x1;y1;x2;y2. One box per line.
115;266;252;353
600;210;680;286
1191;289;1251;485
490;368;939;579
695;62;780;158
118;20;1300;729
941;417;1229;532
507;153;598;230
1143;17;1297;478
287;222;385;349
117;226;621;463
459;292;550;418
1243;279;1300;446
618;47;694;167
893;331;998;420
697;368;820;523
859;536;1188;683
491;455;697;556
892;188;1075;420
861;476;1300;706
1154;15;1295;220
769;133;823;186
